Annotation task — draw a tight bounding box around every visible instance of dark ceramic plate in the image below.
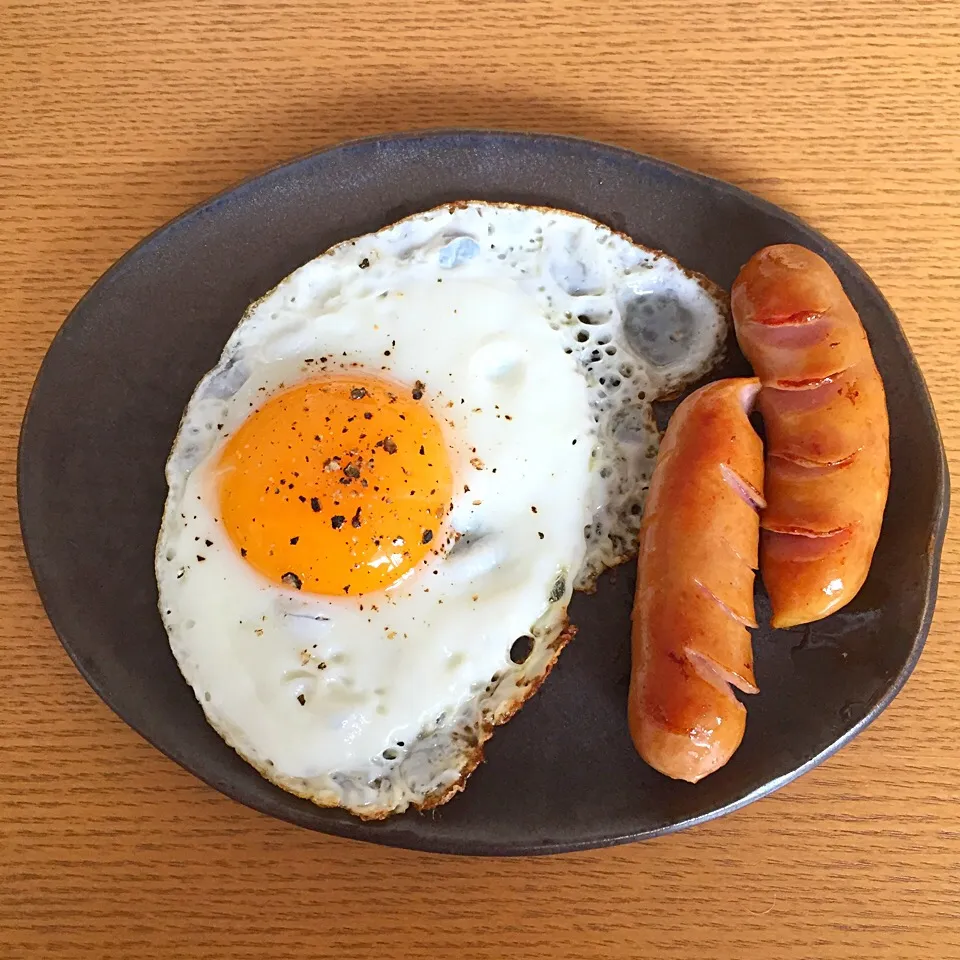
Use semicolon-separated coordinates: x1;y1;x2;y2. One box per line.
19;131;948;855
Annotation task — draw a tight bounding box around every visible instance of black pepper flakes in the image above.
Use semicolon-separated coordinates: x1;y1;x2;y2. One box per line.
331;515;346;529
358;257;370;269
282;572;303;591
289;536;299;545
422;529;434;544
350;386;368;400
196;555;206;562
351;508;362;529
343;462;361;479
240;547;247;558
204;539;213;546
419;445;425;455
383;436;398;455
297;693;306;705
412;380;425;400
538;532;545;540
310;497;321;513
363;411;373;420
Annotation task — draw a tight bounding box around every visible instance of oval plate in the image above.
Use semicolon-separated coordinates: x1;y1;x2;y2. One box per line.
18;131;948;855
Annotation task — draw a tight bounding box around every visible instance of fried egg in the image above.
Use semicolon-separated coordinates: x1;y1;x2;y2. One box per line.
156;202;727;817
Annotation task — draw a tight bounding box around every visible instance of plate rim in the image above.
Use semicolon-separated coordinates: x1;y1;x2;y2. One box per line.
17;129;951;855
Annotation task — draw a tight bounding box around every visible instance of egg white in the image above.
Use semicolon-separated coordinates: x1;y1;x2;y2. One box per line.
157;202;727;817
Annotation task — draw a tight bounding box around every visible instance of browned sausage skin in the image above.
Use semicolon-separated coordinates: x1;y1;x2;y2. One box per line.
629;378;763;783
731;245;890;628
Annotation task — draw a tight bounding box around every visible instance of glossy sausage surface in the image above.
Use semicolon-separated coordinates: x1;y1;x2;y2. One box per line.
732;244;890;628
628;378;762;783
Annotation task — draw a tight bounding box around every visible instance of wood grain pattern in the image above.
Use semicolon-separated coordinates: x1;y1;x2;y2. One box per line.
2;1;959;957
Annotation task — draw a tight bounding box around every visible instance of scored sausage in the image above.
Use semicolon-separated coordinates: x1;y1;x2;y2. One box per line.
732;245;890;628
629;378;763;783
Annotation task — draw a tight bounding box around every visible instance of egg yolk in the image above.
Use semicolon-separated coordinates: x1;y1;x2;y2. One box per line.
216;374;454;596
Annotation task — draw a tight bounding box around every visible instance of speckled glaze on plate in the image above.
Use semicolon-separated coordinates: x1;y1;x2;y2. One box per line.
18;131;948;855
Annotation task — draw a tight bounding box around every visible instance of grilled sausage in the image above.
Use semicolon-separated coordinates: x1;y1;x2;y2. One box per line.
629;378;763;783
731;244;889;628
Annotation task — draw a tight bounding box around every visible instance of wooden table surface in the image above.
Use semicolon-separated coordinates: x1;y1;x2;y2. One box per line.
3;2;959;957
